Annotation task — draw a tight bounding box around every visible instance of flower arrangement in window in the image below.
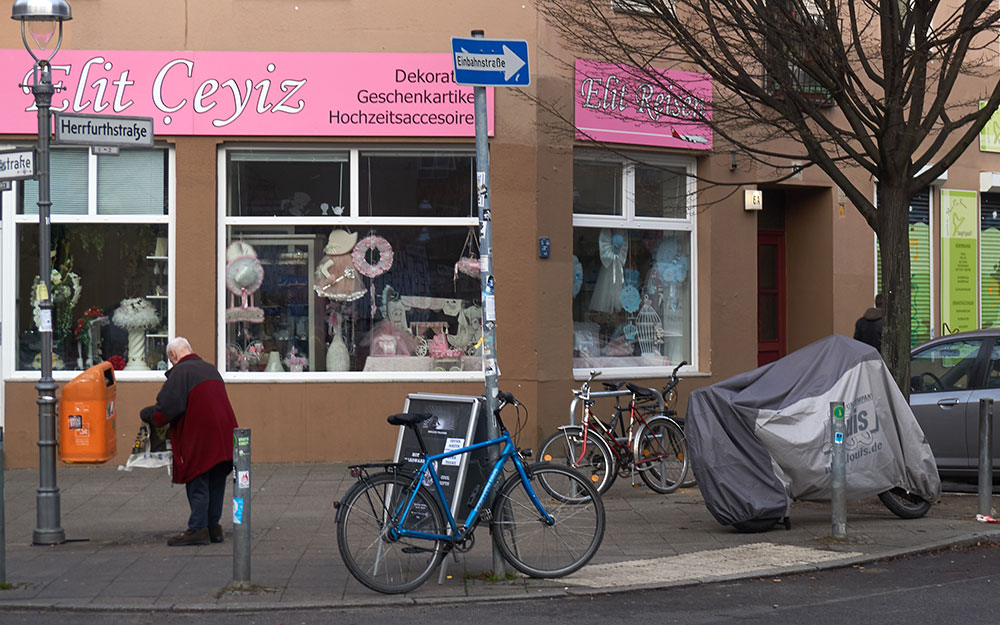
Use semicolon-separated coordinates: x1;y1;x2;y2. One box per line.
228;340;264;372
30;265;82;344
113;298;161;371
283;346;308;373
74;306;106;367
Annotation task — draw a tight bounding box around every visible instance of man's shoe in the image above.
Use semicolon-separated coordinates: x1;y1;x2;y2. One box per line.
167;528;210;546
209;524;224;543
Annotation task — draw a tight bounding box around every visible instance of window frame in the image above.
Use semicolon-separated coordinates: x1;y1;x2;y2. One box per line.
216;143;484;383
2;144;176;381
571;150;698;379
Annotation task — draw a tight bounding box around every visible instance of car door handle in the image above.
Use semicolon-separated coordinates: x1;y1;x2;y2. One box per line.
936;398;960;407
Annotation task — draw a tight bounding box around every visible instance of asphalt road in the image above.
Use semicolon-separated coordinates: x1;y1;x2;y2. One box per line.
2;540;998;625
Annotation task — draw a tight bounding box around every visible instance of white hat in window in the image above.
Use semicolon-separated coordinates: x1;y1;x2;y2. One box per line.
324;229;359;255
225;241;265;324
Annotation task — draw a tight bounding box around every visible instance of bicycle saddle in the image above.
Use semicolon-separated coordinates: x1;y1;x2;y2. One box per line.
601;381;626;391
625;383;656;399
387;412;434;427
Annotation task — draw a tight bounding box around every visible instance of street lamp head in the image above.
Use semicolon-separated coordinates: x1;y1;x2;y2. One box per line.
11;0;71;63
11;0;72;21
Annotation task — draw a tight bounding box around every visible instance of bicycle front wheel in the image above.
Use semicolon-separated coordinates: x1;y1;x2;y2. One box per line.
634;416;689;494
492;463;605;578
539;426;616;494
336;471;447;594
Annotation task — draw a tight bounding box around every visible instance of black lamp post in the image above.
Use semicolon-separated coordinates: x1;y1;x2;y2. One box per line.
11;0;72;546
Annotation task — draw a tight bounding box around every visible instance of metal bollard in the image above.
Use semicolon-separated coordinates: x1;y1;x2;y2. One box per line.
232;428;251;588
831;402;847;538
1;427;6;585
979;399;993;517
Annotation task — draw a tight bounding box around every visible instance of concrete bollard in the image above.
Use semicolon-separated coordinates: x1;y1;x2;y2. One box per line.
232;428;251;588
979;399;993;517
831;402;847;538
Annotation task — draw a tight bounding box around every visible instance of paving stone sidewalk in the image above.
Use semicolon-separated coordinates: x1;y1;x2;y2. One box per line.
0;463;997;611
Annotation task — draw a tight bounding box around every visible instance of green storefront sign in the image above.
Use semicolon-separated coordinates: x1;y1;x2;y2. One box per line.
941;189;979;334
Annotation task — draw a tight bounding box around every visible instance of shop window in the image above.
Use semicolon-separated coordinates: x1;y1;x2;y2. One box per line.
359;152;475;218
228;151;349;217
12;147;172;374
222;149;481;376
572;152;695;373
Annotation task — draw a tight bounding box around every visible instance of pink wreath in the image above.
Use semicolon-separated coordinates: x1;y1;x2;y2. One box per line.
351;236;393;278
352;236;394;315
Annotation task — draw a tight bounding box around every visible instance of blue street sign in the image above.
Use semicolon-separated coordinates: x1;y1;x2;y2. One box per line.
451;37;530;87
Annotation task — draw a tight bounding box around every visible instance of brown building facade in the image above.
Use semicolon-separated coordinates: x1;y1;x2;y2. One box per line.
0;1;996;469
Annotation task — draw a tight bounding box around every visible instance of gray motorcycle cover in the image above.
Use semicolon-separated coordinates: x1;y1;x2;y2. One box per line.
685;334;940;528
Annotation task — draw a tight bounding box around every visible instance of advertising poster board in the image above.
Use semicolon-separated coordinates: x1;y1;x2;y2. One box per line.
393;393;490;523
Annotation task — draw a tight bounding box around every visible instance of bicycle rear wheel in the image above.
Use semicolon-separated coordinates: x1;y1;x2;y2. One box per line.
539;425;616;494
336;471;447;594
633;416;689;494
492;463;605;578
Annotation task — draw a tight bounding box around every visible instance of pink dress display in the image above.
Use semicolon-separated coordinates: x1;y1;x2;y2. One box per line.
314;254;366;301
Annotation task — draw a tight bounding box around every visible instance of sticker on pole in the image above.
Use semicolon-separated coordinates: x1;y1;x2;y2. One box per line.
233;497;244;524
238;470;250;489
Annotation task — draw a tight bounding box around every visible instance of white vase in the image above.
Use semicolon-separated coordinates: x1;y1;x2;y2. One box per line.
124;327;150;371
326;328;350;372
264;351;284;372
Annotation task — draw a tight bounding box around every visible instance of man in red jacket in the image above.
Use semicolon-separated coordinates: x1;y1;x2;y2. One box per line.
141;337;239;546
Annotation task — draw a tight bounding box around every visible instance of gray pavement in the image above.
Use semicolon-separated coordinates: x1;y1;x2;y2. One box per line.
0;462;998;611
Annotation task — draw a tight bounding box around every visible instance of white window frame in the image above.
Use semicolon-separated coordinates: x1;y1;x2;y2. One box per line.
571;151;699;379
217;143;484;383
2;145;176;382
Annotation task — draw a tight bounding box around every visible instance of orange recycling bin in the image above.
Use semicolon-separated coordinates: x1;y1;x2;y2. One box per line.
58;361;117;463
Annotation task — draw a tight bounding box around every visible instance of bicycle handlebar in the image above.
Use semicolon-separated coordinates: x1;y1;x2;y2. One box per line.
662;360;688;394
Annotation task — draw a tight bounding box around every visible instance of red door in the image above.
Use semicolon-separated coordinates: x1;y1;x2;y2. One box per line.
757;230;786;365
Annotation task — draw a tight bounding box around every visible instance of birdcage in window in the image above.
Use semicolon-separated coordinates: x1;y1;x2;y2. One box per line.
636;296;663;356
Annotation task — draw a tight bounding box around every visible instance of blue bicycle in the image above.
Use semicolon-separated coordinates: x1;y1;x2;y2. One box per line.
335;391;606;594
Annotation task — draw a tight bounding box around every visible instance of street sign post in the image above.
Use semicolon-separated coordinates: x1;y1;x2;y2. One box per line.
451;30;530;577
53;113;154;150
451;37;530;87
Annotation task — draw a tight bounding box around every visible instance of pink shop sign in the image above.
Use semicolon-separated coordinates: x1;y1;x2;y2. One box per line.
0;50;493;137
575;59;711;150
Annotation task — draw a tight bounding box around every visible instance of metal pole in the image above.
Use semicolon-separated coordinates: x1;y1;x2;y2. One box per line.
978;398;993;517
471;29;504;577
1;427;6;584
830;401;847;538
31;61;64;546
232;428;251;588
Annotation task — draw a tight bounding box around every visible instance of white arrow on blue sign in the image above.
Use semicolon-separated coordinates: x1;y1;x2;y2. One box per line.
451;37;530;87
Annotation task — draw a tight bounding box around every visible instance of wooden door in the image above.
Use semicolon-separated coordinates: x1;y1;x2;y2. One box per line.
757;230;786;365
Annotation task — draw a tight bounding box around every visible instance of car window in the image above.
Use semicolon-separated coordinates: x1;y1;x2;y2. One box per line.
986;342;1000;389
910;339;983;393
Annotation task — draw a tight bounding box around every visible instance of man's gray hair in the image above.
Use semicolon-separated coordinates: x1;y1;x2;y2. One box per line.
166;336;193;358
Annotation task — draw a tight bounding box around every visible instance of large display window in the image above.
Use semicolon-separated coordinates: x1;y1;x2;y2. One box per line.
6;147;173;375
572;151;696;375
221;147;482;377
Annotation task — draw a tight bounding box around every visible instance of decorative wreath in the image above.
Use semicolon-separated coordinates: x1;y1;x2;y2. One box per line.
351;236;394;278
619;285;641;313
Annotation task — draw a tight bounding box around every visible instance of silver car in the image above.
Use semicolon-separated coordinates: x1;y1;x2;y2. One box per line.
909;329;1000;476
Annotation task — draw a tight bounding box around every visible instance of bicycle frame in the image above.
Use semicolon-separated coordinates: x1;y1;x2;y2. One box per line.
389;430;553;544
575;399;656;466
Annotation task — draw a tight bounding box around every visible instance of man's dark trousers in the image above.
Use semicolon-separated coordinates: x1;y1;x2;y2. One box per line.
186;460;232;530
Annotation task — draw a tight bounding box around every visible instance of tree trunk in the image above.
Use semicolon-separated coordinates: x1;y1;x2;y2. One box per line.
876;182;913;399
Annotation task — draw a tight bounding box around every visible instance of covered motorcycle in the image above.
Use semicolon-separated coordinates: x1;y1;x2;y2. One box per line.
686;334;940;532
